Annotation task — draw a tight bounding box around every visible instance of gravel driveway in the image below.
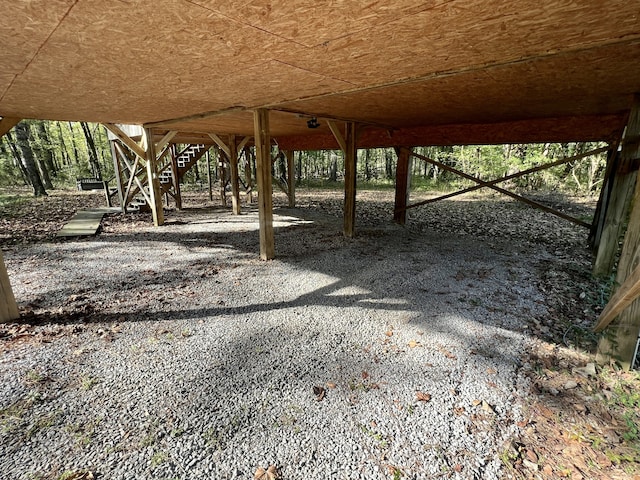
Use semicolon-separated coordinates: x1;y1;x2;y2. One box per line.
0;191;593;480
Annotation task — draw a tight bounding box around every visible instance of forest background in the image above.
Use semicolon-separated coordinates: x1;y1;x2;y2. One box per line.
0;120;608;199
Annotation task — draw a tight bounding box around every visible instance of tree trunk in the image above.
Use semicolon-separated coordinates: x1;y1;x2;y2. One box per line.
32;122;54;189
365;149;371;181
81;121;102;178
2;134;29;185
297;151;302;182
15;122;47;196
56;122;69;166
36;122;57;177
68;122;80;168
328;152;338;182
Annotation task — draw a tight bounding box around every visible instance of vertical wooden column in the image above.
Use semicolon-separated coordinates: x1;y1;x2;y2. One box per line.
594;95;640;277
171;145;182;210
597;101;640;369
254;109;275;260
228;134;241;215
589;145;618;251
393;147;412;225
110;140;126;213
343;122;357;238
283;149;296;207
144;127;164;226
0;250;19;322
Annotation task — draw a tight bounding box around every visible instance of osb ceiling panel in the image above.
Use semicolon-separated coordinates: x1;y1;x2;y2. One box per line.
278;41;640;128
0;0;639;144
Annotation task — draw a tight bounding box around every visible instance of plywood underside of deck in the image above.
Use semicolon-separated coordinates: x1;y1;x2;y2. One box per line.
1;1;639;146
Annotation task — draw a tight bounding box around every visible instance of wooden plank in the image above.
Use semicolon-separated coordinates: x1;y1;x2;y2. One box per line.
403;146;609;211
56;208;118;237
109;140;127;213
0;117;21;138
327;120;347;153
144;127;164;226
0;250;19;322
208;133;231;157
589;144;620;251
343;122;357;237
254;109;275;260
406;148;591;228
283;149;296;207
103;123;147;161
594;262;640;332
393;147;411;224
228;134;241;215
155;130;177;151
596;96;640;369
594;97;640;276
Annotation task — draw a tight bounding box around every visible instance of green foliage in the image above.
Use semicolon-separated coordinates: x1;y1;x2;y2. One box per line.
0;120;113;189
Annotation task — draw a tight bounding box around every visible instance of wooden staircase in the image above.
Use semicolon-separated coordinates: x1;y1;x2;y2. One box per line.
122;144;209;212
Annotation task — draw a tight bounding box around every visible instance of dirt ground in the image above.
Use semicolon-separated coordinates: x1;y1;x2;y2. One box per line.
1;186;639;479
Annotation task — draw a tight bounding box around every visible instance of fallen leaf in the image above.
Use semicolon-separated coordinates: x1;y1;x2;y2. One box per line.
453;406;465;416
313;386;325;401
526;449;539;463
407;340;421;348
61;472;94;480
481;400;496;414
486;368;497;375
361;371;369;379
416;391;432;402
326;382;336;389
254;465;278;480
453;464;463;473
385;330;393;337
472;399;482;407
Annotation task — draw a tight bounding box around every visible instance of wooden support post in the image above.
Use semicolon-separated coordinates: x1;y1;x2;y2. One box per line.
218;150;227;206
0;245;19;322
144;127;164;226
596;98;640;369
594;98;640;277
282;150;296;208
110;140;126;213
589;146;619;251
254;109;275;260
228;135;241;215
207;150;213;201
171;145;182;210
393;147;412;225
343;122;357;238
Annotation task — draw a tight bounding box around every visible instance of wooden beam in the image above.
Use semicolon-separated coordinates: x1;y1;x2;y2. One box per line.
393;147;412;225
594;96;640;277
0;117;21;138
594;262;640;333
0;250;19;322
406;148;591;228
103;123;147;162
589;144;620;251
344;122;357;238
238;136;251;152
156;130;177;151
596;95;640;370
144;127;164;226
403;146;609;212
144;106;246;129
208;133;231;157
283;149;296;208
327;120;347;153
228;134;241;215
109;140;126;213
171;145;182;210
254;109;275;260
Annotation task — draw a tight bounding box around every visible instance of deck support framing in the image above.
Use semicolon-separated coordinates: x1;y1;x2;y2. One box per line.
254;109;275;260
393;147;412;225
596;95;640;369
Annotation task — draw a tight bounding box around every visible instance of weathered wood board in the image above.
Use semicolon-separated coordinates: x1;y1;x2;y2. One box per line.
56;208;119;238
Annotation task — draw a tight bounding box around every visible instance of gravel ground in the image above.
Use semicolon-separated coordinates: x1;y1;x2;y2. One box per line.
1;190;596;480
